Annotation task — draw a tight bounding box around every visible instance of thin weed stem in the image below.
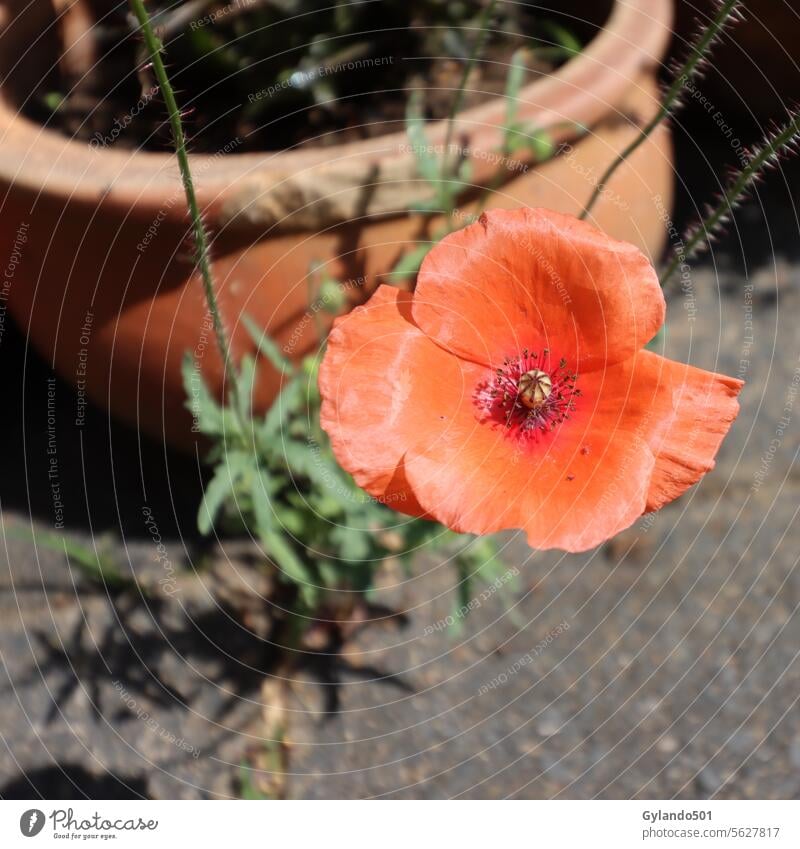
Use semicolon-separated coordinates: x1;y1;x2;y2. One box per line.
660;109;800;287
128;0;244;425
578;0;742;221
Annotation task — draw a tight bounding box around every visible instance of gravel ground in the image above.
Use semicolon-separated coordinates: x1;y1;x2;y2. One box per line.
1;135;799;799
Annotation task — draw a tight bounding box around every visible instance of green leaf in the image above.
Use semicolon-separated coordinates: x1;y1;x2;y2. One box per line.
43;92;65;113
317;558;343;590
318;277;346;314
330;525;371;562
258;378;305;450
237;354;257;422
263;531;317;596
197;451;252;535
504;48;527;128
541;21;582;58
239;764;269;800
449;559;471;637
272;504;307;537
310;492;345;519
526;128;555;161
388;242;434;283
7;526;131;590
405;90;440;184
242;314;294;376
250;467;277;539
505;124;554;163
281;440;350;500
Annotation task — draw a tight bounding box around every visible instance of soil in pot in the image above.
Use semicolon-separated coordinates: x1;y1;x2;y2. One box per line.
24;0;591;153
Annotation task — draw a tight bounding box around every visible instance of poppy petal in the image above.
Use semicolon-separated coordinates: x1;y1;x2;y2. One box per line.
413;207;665;371
396;349;742;551
399;356;660;552
319;284;484;518
636;350;744;511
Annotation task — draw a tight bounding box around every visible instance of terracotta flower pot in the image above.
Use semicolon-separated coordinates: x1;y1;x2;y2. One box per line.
0;0;674;445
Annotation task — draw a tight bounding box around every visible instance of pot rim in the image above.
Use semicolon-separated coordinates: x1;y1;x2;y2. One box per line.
0;0;673;219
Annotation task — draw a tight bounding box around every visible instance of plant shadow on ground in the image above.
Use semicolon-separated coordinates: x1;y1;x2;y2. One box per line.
0;764;151;799
0;318;203;540
0;543;416;797
0;257;418;798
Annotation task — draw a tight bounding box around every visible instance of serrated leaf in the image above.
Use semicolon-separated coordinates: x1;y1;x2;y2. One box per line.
318;277;346;314
258;378;304;450
311;492;344;519
330;525;371;561
264;531;315;590
250;467;277;539
317;558;343;590
406;90;440;184
388;242;434;282
198;451;252;535
543;21;581;57
9;526;131;590
273;504;306;536
237;354;257;422
281;440;346;495
504;48;527;128
242;314;294;376
527;129;554;162
505;125;554;163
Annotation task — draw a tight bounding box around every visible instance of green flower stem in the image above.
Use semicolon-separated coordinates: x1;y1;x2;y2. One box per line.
578;0;742;221
660;110;800;288
128;0;241;417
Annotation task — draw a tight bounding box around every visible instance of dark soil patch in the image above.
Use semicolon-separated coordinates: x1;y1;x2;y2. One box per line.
23;0;590;153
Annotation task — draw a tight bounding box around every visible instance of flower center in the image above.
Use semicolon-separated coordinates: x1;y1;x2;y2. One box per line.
518;369;552;410
475;348;580;440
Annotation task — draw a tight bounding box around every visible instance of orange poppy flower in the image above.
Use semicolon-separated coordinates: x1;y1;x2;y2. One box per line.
319;208;743;552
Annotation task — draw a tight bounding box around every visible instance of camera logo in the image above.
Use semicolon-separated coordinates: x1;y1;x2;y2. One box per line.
19;809;46;837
